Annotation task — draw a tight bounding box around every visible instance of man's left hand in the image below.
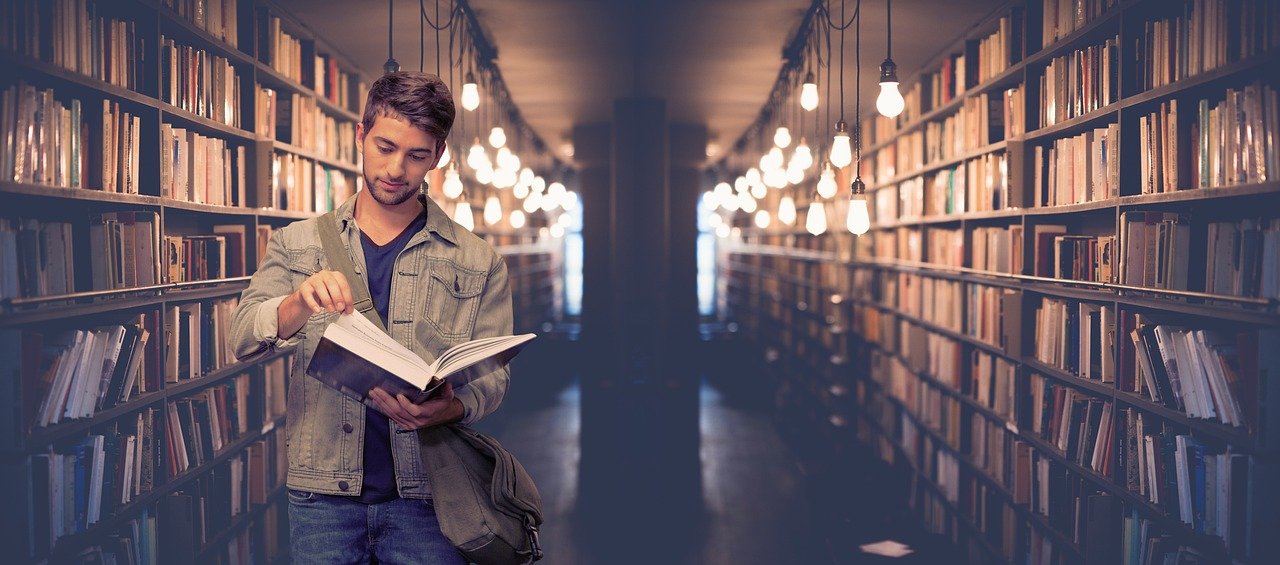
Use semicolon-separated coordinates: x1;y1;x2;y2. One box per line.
369;382;464;430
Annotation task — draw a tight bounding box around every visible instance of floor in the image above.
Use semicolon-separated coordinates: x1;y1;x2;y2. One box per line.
472;337;961;565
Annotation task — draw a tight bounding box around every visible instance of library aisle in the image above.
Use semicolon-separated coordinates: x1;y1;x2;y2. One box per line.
475;337;960;565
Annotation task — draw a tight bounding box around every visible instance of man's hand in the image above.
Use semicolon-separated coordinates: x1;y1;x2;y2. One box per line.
369;382;465;430
279;270;354;339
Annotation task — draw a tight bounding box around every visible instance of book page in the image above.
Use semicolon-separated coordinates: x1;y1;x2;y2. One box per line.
432;333;536;378
324;314;433;388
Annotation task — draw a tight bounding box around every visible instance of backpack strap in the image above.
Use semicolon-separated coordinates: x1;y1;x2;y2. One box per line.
317;211;385;332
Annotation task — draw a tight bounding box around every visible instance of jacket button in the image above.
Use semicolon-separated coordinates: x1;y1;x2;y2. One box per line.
342;423;353;433
338;481;350;491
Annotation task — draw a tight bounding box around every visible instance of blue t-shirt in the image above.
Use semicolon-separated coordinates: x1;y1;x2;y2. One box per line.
357;213;427;504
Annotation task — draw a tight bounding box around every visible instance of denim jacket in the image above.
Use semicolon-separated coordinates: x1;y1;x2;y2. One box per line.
227;193;511;498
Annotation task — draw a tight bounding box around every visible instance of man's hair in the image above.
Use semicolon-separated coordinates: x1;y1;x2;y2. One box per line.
361;72;455;144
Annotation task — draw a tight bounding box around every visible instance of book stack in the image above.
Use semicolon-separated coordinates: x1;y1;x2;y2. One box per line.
970;350;1015;420
1003;86;1025;139
895;131;925;179
964;151;1007;212
1033;124;1120;206
1038;35;1119;127
965;284;1019;351
0;218;77;300
970;225;1023;275
1040;0;1119;49
1193;82;1278;189
162;234;227;284
924;227;963;268
974;8;1023;85
89;211;161;291
262;15;304;83
1;82;88;189
927;52;968;109
1139;101;1178;194
1205;218;1280;301
160;36;242;128
160;124;248;206
1118;211;1190;291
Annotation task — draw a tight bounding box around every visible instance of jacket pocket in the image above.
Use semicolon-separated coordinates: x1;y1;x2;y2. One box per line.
423;259;486;340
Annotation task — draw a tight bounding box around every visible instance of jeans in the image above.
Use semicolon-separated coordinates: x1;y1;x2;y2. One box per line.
288;489;467;564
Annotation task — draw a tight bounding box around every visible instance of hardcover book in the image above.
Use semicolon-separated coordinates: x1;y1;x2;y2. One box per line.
306;312;535;411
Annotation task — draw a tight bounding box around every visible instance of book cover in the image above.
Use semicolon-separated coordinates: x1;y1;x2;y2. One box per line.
306;313;535;411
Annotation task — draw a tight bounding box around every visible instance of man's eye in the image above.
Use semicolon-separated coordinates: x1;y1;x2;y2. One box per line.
378;146;393;154
410;154;427;162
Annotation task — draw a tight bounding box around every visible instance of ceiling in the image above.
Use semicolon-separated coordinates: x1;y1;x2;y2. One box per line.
279;0;1007;165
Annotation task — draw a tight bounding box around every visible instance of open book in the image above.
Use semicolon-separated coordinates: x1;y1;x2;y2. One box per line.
305;312;535;409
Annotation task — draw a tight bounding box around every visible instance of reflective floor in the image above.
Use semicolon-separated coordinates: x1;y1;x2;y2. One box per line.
473;338;960;565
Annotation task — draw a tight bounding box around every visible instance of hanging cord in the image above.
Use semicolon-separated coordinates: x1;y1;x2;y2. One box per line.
855;0;862;174
886;0;892;62
838;0;845;123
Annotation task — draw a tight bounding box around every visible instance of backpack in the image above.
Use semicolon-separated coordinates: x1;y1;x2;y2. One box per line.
317;211;544;564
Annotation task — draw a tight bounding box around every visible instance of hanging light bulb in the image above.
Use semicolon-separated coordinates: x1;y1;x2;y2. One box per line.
513;182;530;199
877;0;905;118
518;167;535;186
442;165;464;199
509;209;526;229
778;195;797;225
548;181;567;201
846;178;871;234
563;191;578;211
483;195;502;225
540;192;558;212
737;191;757;213
786;163;805;185
550;223;566;238
816;164;837;198
829;120;852;168
461;72;480;111
437;144;451;168
800;72;819;111
793;139;814;170
750;181;767;200
764;147;784;171
453;201;474;231
496;147;517;170
467;139;486;170
706;213;724;228
805;200;827;235
715;181;734;203
475;165;494;185
754;210;772;229
523;191;543;213
715;224;731;238
531;176;546;193
745;167;762;187
877;61;905;118
493;167;517;189
488;126;506;148
774;126;792;148
764;168;787;189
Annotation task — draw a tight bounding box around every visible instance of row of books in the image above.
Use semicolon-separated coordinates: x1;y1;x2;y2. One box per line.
162;0;240;48
0;218;75;300
162;297;238;383
160;35;242;128
37;0;144;91
33;322;154;428
924;166;965;217
25;407;160;553
161;124;248;207
313;52;362;110
1032;123;1120;206
1131;323;1267;428
159;428;286;561
1032;297;1114;381
924;227;963;268
1040;0;1119;49
260;15;303;84
965;151;1009;212
970;350;1016;421
1139;100;1178;194
1134;0;1279;93
970;224;1024;275
1039;35;1119;127
269;151;358;213
1206;218;1280;300
1194;82;1278;189
90;211;162;291
925;93;1003;164
1;83;86;189
965;284;1018;352
259;87;355;162
972;8;1023;86
926;51;969;110
1118;211;1190;291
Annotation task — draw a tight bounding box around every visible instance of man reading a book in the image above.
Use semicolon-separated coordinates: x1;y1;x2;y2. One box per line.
228;71;512;564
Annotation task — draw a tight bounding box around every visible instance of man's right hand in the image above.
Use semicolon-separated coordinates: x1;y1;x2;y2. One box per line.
278;270;354;339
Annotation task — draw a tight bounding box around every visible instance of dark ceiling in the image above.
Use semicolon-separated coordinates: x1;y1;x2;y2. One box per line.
278;0;1007;165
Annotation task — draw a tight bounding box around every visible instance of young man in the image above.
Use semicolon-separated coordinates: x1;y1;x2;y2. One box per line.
228;72;512;564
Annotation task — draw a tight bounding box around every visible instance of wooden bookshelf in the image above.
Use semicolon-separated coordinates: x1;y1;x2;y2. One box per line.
2;0;562;558
721;1;1280;563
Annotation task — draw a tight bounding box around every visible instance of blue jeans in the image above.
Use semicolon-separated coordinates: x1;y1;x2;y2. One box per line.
288;490;467;564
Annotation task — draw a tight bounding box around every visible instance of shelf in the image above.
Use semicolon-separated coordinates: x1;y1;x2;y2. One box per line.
1020;103;1119;142
1116;181;1280;206
47;414;287;562
868;139;1010;192
1;278;251;326
196;484;288;562
271;140;361;173
156;7;258;67
2;181;165;207
159;100;261;142
4;53;160;111
1119;53;1280;111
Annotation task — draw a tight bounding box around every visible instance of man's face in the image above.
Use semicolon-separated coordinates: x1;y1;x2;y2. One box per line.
356;114;442;207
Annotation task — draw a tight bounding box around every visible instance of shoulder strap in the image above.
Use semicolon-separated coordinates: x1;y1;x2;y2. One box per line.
317;211;385;332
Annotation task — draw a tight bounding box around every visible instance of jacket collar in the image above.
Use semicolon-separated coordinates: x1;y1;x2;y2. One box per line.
335;189;458;246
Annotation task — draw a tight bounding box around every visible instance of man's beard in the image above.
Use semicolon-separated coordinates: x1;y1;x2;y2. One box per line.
367;177;420;206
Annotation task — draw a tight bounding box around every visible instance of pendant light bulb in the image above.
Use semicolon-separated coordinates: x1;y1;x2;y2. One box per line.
846;179;871;234
475;165;494;186
800;72;819;111
829;121;852;168
483;195;503;225
774;127;792;149
754;210;772;229
750;180;768;200
461;73;480;111
877;60;905;118
488;126;506;148
778;195;797;225
467;139;486;170
523;191;543;213
737;191;757;214
805;201;827;235
509;209;526;229
816;165;837;198
437;144;451;168
453;201;474;231
442;166;464;199
513;182;530;199
786;163;805;185
793;139;813;170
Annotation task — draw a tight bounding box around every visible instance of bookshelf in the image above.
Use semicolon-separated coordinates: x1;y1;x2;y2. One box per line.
721;0;1279;563
0;1;551;563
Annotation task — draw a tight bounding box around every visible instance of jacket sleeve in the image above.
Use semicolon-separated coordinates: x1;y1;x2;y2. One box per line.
228;230;303;360
453;252;513;424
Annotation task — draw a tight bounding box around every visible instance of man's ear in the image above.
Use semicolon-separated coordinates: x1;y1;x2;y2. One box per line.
429;140;447;171
355;122;366;151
